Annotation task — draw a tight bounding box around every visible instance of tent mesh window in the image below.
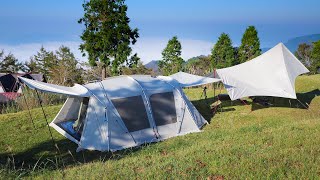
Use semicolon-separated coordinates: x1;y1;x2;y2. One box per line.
54;97;89;141
149;92;177;126
0;74;17;92
111;95;150;132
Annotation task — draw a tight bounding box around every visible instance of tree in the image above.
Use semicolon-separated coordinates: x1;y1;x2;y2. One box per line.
126;53;140;68
238;26;261;63
158;36;184;75
184;55;211;76
49;46;83;86
211;33;236;69
24;59;39;73
29;46;57;75
295;43;312;68
0;51;23;73
310;40;320;74
78;0;139;78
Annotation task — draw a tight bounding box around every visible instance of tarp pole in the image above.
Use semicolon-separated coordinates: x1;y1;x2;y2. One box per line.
35;89;65;168
213;69;216;99
296;98;309;109
20;84;36;129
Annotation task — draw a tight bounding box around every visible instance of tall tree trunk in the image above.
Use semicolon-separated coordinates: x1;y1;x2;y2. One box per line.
101;66;106;80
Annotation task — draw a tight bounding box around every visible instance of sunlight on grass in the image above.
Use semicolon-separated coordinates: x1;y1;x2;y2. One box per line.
0;74;319;179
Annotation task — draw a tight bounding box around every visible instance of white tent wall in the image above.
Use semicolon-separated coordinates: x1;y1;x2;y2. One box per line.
78;97;110;151
158;76;208;128
169;72;221;87
79;75;206;151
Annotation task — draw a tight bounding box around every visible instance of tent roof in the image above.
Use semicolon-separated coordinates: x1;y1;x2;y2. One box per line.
216;43;309;100
19;77;90;97
169;72;221;87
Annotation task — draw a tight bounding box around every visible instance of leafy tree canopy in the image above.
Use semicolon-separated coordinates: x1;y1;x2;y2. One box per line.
78;0;139;77
211;33;237;69
238;26;261;63
0;50;24;73
310;40;320;74
295;43;312;68
158;36;184;75
184;55;211;76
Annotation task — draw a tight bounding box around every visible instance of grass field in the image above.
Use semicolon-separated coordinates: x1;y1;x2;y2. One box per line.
0;74;320;179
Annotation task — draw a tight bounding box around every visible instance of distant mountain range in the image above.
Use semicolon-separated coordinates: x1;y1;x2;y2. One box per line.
144;60;160;73
145;34;320;71
262;34;320;53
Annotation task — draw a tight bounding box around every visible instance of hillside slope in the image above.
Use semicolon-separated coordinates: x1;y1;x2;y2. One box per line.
0;75;320;179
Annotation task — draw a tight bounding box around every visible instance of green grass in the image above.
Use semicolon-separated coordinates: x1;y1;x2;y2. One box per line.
0;74;320;179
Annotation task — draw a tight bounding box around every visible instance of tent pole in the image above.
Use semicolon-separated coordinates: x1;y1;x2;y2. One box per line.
296;98;309;109
35;89;65;168
126;76;161;139
35;90;55;144
20;84;36;129
213;69;216;100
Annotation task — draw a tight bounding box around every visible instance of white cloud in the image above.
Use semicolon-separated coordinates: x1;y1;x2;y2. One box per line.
0;41;87;62
132;38;214;64
0;38;214;64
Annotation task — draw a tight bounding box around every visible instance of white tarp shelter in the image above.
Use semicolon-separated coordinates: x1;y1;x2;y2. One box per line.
169;72;221;87
216;43;309;100
19;75;209;152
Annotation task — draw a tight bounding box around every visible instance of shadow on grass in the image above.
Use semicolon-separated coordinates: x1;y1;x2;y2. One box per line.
191;89;320;118
2;89;318;176
0;137;148;175
251;89;320;111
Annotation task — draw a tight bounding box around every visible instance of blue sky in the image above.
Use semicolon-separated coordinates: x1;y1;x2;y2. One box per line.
0;0;319;63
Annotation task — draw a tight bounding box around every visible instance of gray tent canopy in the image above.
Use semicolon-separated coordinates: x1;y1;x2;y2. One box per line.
19;74;216;152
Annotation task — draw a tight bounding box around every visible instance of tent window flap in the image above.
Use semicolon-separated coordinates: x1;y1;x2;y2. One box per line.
150;92;177;126
111;95;150;132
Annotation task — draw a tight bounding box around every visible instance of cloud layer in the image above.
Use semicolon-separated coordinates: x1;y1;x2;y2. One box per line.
0;38;214;64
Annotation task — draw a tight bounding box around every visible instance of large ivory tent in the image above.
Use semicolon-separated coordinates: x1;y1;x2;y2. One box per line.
217;43;309;100
19;74;218;152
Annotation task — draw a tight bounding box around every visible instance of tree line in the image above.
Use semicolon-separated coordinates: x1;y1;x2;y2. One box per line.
295;41;320;74
0;45;150;86
158;26;261;76
1;0;319;86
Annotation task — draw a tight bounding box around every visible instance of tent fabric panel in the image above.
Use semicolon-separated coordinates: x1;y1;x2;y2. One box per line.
169;72;221;87
107;112;139;151
0;74;16;92
19;77;89;97
53;97;81;124
281;44;310;90
178;102;201;133
111;95;150;132
157;76;208;128
78;97;108;151
86;76;142;99
182;92;207;128
50;122;79;144
149;92;177;126
131;75;174;91
216;43;309;100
